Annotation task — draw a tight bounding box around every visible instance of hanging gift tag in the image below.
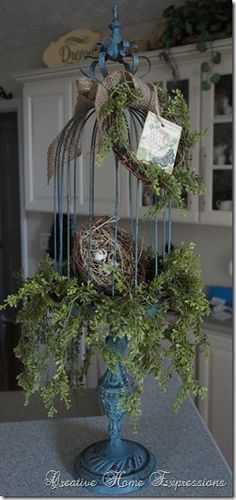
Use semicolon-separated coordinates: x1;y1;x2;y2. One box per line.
137;111;182;174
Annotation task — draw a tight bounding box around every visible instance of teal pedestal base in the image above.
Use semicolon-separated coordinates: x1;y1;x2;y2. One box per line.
74;438;156;495
74;336;156;495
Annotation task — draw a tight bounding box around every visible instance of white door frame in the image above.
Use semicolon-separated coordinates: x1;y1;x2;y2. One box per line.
0;98;28;277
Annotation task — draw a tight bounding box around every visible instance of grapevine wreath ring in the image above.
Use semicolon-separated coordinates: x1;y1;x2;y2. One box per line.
47;69;205;216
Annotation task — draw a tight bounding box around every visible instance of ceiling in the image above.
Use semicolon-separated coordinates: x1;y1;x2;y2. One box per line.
0;0;185;50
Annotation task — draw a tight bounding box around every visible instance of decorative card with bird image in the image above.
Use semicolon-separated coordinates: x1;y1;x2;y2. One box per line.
136;111;182;174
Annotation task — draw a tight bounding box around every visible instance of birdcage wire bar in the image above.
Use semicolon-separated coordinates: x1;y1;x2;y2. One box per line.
53;106;172;284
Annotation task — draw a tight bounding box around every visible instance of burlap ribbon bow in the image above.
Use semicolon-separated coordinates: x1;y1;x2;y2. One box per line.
47;69;158;184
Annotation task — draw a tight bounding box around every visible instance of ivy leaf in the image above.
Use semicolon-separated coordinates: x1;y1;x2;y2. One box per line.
201;62;210;73
201;80;211;91
212;51;221;64
197;41;207;52
210;73;221;84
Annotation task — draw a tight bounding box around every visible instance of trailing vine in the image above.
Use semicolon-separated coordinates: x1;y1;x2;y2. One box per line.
97;80;206;217
1;243;210;429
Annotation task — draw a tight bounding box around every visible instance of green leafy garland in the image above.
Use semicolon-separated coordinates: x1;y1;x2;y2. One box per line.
1;80;210;429
97;80;206;217
1;243;209;429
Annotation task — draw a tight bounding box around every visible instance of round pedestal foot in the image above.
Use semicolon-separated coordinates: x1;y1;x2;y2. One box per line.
74;439;156;495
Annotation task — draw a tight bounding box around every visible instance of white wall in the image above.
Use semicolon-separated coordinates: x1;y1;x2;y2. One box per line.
0;43;45;96
0;34;232;288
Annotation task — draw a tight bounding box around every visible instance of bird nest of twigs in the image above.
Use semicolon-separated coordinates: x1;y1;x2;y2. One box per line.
72;216;145;294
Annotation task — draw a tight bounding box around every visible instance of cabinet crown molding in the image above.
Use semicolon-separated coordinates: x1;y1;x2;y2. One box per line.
14;38;232;84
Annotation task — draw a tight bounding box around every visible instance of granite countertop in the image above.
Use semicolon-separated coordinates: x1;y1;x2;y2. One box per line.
0;375;232;497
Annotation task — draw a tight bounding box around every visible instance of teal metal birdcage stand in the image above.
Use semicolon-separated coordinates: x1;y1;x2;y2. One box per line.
53;4;172;495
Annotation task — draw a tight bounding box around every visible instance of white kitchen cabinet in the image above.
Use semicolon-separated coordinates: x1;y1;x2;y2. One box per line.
18;70;129;217
196;329;232;467
22;78;73;211
137;38;232;225
199;44;232;226
15;38;232;225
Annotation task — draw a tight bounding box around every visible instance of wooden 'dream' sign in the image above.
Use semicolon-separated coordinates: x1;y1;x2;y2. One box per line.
43;28;101;67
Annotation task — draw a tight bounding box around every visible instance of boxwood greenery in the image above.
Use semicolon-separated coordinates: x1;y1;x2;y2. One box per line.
1;243;209;429
0;81;210;429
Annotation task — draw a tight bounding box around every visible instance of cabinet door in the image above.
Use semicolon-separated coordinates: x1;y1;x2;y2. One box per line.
137;59;201;223
23;78;73;211
200;52;232;226
197;331;232;467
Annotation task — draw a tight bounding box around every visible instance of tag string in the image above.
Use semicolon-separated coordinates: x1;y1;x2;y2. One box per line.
152;84;165;127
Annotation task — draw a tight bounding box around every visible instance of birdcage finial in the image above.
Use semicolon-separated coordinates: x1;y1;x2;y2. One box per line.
79;3;150;81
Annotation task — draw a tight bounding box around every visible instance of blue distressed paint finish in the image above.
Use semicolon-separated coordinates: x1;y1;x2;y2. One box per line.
79;4;150;81
74;335;156;495
97;336;134;442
